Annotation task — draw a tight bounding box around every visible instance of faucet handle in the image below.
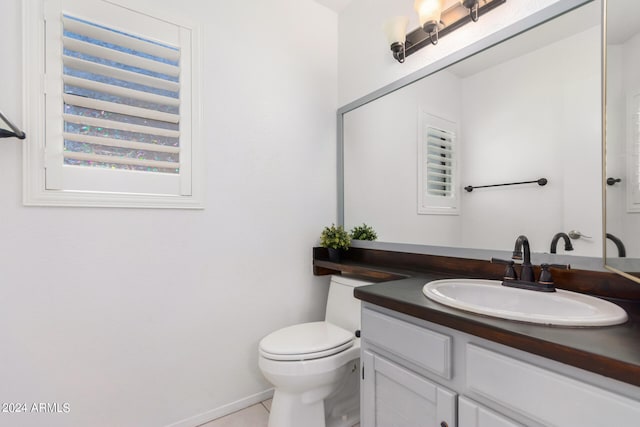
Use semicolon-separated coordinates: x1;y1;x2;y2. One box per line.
568;230;591;239
539;263;570;285
491;257;518;280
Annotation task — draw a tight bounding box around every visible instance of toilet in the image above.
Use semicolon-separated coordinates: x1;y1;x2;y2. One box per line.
258;275;371;427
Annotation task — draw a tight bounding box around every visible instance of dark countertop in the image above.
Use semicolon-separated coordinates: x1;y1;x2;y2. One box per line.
354;274;640;388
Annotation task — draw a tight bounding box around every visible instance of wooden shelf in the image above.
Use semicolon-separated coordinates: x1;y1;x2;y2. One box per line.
313;258;408;282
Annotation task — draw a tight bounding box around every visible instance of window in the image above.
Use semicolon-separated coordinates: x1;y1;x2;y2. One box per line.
23;0;203;208
627;91;640;212
417;111;459;215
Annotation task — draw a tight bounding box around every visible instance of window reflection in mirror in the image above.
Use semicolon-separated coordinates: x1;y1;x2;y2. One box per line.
604;0;640;280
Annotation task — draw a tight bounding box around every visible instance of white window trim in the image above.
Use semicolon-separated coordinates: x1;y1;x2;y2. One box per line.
417;109;460;216
626;90;640;213
23;0;204;209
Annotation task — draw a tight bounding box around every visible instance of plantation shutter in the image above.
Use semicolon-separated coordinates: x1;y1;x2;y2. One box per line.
418;112;459;215
628;92;640;211
44;0;193;196
425;127;455;197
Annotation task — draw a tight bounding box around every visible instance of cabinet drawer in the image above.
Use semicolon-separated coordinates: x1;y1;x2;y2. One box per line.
362;308;451;379
466;344;640;427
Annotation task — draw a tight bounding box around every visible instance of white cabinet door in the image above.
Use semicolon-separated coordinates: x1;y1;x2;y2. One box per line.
459;396;523;427
362;350;457;427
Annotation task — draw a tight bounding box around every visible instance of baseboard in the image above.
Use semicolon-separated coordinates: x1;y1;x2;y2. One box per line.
165;388;274;427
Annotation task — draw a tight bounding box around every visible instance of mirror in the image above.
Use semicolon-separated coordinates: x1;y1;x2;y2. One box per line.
604;0;640;280
341;0;603;264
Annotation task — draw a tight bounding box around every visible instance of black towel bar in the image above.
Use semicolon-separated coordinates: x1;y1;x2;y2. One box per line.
464;178;547;192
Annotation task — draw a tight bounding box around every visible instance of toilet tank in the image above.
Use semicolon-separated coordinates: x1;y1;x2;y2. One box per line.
325;275;372;334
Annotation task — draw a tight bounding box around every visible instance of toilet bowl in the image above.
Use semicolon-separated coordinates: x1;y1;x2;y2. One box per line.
258;275;371;427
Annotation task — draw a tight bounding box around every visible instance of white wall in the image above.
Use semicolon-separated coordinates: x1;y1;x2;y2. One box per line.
605;43;625;251
460;26;602;255
0;1;337;426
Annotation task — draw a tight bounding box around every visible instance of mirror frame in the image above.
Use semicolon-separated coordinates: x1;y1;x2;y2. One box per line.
602;0;640;283
337;0;604;271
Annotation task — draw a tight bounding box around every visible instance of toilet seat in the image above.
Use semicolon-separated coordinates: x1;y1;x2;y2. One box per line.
259;321;354;361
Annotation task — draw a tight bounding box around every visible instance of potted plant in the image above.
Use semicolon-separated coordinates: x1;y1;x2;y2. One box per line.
320;224;351;262
350;223;378;241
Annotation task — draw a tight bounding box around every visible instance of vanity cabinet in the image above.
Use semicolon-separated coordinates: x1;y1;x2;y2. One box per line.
360;305;640;427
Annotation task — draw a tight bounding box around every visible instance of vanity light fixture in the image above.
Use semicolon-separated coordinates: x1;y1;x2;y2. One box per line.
461;0;481;22
386;0;506;63
415;0;445;45
384;16;410;63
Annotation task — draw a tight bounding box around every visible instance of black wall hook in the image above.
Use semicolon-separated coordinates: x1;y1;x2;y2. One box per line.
0;111;26;140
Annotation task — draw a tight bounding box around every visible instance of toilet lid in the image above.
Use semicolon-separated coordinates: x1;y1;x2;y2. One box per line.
259;321;355;361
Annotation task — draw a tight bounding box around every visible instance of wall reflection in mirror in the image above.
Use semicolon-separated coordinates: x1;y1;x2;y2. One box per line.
343;1;601;258
604;0;640;279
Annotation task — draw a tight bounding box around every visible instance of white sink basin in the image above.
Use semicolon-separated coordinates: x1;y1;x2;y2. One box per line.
423;279;628;326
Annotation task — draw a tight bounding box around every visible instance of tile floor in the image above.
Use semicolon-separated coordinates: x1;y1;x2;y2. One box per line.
197;399;360;427
197;400;271;427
